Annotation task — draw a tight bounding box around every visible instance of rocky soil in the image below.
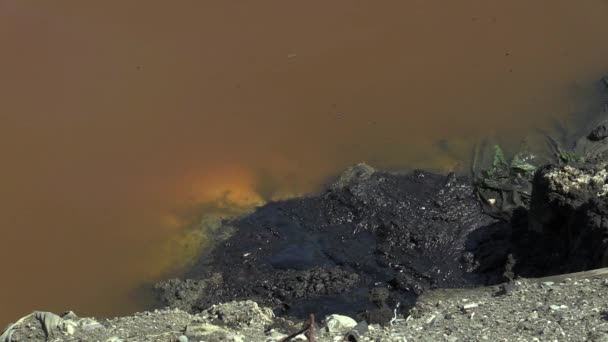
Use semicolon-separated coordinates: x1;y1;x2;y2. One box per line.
4;268;608;341
395;268;608;342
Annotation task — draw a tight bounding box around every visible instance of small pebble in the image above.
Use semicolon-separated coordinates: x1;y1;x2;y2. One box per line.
462;303;479;311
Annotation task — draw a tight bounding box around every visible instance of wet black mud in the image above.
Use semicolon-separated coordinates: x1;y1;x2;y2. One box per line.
156;164;514;322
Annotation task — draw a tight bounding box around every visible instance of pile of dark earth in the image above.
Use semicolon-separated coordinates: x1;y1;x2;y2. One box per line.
156;80;608;327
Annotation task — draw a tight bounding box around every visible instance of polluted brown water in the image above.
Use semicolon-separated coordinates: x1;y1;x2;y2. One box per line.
1;0;608;326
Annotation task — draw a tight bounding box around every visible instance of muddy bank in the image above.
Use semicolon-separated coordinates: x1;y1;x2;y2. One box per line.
155;95;608;325
150;175;540;319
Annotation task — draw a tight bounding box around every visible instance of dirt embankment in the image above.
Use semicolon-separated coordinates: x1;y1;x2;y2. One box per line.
4;268;608;341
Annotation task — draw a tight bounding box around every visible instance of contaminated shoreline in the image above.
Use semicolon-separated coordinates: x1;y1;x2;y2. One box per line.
4;79;608;341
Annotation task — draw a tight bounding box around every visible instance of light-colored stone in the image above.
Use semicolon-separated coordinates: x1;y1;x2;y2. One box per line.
63;323;76;336
61;311;78;320
231;334;245;342
266;329;287;341
293;333;308;341
462;303;480;311
79;318;103;331
325;314;358;334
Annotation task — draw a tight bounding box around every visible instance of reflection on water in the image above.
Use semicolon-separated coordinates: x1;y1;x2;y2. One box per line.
1;0;608;325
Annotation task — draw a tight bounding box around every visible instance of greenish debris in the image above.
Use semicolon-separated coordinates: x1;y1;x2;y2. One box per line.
473;120;608;219
555;144;582;164
472;139;545;218
510;152;537;176
492;145;508;170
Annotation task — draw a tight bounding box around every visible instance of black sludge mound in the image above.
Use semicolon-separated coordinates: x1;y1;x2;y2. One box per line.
156;164;510;321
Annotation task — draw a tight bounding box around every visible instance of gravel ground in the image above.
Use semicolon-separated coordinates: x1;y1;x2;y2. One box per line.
386;269;608;342
4;269;608;342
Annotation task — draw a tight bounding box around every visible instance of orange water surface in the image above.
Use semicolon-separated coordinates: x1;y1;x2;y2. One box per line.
1;0;608;325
